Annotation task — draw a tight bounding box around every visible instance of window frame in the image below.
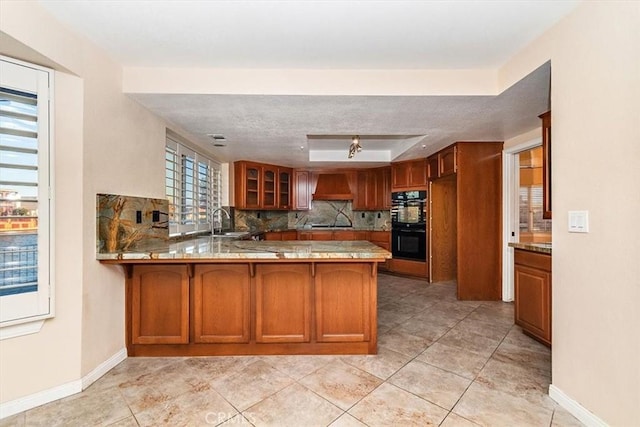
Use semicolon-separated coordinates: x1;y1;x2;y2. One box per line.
166;134;220;237
0;56;55;335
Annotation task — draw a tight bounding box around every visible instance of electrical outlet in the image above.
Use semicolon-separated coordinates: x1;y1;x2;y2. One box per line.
361;212;365;218
136;211;142;224
152;210;160;222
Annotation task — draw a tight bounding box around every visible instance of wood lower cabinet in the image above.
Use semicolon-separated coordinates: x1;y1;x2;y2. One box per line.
123;260;381;356
264;231;282;241
514;249;551;346
255;264;311;343
368;231;390;271
193;264;250;343
315;264;372;342
281;230;298;240
130;264;189;344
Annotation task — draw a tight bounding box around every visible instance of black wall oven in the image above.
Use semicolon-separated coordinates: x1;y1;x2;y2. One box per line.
391;190;427;261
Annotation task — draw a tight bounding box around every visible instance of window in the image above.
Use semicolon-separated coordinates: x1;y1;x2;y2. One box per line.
0;57;53;329
518;147;551;242
166;134;220;236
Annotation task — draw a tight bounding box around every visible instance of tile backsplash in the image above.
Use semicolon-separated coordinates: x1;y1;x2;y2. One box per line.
96;194;169;252
234;201;391;231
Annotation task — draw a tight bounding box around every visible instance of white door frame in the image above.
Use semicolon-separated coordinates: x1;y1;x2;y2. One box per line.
502;138;542;301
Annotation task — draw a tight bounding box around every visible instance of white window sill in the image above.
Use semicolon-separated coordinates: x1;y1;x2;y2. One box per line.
0;319;45;340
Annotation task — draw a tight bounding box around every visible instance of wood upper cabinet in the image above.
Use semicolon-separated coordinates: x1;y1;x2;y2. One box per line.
391;159;427;190
278;167;293;209
428;145;457;180
315;263;372;343
514;249;551;346
540;111;552;219
255;264;311;343
262;165;278;209
193;264;250;343
354;167;391;210
235;161;292;210
130;265;189;344
378;166;392;209
293;170;312;210
235;161;262;209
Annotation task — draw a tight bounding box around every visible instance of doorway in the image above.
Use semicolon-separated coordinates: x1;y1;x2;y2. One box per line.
502;138;551;301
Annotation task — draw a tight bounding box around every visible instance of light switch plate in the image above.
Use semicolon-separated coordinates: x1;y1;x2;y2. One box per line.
568;210;589;233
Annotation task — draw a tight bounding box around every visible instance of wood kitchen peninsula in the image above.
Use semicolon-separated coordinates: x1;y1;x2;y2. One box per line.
98;238;390;357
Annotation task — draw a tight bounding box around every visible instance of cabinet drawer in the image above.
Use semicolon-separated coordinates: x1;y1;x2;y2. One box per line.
514;249;551;271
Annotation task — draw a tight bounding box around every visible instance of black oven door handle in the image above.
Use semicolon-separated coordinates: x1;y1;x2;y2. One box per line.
397;228;426;233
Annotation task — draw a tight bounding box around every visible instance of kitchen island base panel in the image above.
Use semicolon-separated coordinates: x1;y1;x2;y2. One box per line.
123;261;380;356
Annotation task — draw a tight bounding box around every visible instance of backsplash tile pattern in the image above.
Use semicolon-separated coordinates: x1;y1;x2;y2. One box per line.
234;201;391;231
97;194;169;252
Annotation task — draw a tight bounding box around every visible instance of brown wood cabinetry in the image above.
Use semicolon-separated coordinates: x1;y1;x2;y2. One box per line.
130;265;189;344
264;231;282;241
266;230;299;240
333;230;358;240
429;142;503;300
391;158;427;190
428;145;457;180
278;168;292;209
193;264;250;343
235;161;262;209
540;111;552;219
315;264;372;342
354;167;392;210
262;165;278;209
281;230;298;240
235;161;292;210
368;230;390;271
255;264;311;343
118;259;382;356
293;170;312;210
514;249;551;346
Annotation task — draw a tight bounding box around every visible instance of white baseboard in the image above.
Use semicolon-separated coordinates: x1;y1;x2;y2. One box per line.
0;348;127;420
549;384;608;427
81;347;127;390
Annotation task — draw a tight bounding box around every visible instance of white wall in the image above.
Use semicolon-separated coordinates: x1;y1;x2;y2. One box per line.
500;2;640;425
0;1;167;404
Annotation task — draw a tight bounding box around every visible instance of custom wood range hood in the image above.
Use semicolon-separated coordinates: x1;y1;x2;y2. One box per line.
312;173;354;200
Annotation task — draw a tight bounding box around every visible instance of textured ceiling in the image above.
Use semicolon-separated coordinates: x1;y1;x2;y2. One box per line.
36;1;567;167
130;62;550;168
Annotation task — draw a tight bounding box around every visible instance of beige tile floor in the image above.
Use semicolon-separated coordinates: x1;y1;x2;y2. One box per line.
1;273;585;427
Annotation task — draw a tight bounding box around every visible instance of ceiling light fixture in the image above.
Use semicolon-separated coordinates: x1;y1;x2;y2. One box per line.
348;135;362;159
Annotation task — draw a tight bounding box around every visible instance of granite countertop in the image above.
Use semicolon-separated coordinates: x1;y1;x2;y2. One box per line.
97;237;392;261
508;242;552;255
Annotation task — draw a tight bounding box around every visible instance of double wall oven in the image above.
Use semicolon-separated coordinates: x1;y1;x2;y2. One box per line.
391;190;427;261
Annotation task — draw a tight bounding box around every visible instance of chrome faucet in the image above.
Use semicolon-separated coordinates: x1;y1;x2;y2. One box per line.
211;207;231;234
